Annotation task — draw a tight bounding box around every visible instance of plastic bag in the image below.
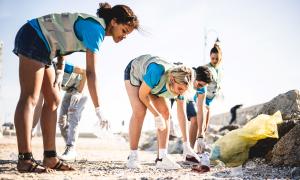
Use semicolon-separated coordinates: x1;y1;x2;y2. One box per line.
210;111;283;167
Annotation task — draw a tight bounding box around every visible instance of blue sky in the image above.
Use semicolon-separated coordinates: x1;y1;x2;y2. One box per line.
0;0;299;132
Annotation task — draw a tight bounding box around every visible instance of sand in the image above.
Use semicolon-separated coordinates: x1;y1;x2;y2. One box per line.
0;135;294;180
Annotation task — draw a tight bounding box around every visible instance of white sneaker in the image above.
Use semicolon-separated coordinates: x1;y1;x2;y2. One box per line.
156;155;181;170
199;152;210;167
126;154;141;169
60;145;77;161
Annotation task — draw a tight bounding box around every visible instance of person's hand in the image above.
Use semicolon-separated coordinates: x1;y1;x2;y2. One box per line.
53;69;64;90
197;137;206;154
70;92;82;106
183;142;201;163
154;115;166;131
95;107;110;130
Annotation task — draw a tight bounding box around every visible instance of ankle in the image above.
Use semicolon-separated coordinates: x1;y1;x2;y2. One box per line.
44;150;57;158
18;152;33;161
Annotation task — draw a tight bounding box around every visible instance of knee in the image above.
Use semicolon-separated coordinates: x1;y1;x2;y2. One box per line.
45;96;61;110
132;108;146;120
18;94;41;108
160;108;170;120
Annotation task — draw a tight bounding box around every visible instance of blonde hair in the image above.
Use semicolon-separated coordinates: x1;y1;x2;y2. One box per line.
166;65;194;95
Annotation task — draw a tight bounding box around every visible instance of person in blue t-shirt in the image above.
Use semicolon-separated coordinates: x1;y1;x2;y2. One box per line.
188;41;223;156
12;2;139;173
124;54;212;170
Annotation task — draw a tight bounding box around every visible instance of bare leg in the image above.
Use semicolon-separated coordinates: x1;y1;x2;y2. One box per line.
41;65;74;170
150;96;170;150
189;117;198;149
32;93;44;130
14;55;46;172
125;81;147;150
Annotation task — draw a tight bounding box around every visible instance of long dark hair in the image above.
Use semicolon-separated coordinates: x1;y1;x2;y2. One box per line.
96;2;139;29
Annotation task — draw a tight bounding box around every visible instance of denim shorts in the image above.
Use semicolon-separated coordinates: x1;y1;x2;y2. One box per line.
13;22;51;65
186;101;197;121
124;60;133;80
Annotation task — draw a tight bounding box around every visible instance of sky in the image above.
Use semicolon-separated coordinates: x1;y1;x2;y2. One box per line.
0;0;299;132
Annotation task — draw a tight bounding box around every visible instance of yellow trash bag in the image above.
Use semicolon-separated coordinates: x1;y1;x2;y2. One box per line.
210;111;283;167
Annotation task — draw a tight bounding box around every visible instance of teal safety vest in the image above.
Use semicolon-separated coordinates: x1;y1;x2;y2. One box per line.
205;63;222;99
130;54;177;99
37;13;106;59
61;72;82;93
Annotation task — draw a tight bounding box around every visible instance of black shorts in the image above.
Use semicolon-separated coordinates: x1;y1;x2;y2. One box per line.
124;60;133;80
186;101;197;121
13;22;51;65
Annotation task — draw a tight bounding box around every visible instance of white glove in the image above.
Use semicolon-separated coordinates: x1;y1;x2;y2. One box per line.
70;92;82;106
183;142;201;163
197;137;206;154
199;152;210;167
154;115;166;131
53;69;64;90
95;107;109;130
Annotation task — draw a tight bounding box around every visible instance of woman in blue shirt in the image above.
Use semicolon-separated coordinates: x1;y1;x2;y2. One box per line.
13;3;139;173
188;41;223;158
124;54;212;170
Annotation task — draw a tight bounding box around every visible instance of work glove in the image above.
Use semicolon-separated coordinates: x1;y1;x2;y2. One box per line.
154;115;166;131
70;92;82;106
183;142;201;163
197;137;206;154
53;69;64;90
95;107;110;130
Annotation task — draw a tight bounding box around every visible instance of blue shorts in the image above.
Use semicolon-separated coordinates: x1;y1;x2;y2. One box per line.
186;101;197;121
124;60;133;81
13;22;51;65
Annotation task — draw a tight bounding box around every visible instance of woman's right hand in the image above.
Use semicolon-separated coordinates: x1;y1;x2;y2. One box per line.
53;69;64;90
154;114;166;131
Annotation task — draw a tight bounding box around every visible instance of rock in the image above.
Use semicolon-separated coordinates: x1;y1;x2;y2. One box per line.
291;167;300;178
218;124;240;132
271;123;300;166
249;120;298;159
168;138;183;154
258;90;300;120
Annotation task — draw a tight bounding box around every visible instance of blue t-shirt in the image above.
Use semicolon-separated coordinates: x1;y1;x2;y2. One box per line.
143;63;167;94
64;63;74;74
143;63;184;99
194;86;214;106
28;17;105;53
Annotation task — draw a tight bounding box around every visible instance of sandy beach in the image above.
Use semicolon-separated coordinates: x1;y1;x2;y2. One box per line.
0;134;294;180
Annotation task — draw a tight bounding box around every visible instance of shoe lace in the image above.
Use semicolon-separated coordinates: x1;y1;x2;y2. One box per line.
63;146;72;155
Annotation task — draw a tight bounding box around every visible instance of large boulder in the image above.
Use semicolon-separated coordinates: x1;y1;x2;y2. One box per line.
249;120;298;159
258;89;300;120
270;123;300;166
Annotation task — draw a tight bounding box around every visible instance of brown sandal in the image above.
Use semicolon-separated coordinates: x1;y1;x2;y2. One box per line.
51;159;75;171
17;153;52;173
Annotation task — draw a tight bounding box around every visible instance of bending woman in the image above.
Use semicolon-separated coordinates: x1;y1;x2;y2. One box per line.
124;54;212;169
13;3;139;173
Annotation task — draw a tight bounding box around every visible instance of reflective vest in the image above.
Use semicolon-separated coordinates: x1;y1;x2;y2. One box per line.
61;72;82;93
130;54;177;98
37;13;106;59
205;63;222;99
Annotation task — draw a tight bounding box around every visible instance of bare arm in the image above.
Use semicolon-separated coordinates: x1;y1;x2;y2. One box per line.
176;99;188;142
85;50;100;108
196;93;206;137
138;81;160;117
